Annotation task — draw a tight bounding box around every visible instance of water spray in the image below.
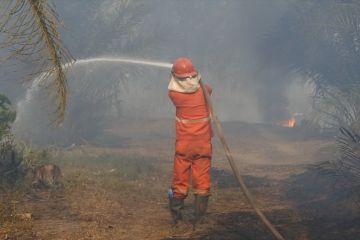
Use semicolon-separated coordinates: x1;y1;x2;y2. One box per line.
75;57;173;69
15;57;172;124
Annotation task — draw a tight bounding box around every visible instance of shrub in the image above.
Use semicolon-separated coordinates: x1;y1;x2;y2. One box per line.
0;94;16;138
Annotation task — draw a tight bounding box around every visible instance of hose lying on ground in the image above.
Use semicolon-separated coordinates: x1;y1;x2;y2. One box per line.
200;80;286;240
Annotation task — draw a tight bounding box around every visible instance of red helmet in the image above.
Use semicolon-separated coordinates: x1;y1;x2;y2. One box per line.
171;57;198;78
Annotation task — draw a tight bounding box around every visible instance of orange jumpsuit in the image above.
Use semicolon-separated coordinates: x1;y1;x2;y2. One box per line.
169;85;212;198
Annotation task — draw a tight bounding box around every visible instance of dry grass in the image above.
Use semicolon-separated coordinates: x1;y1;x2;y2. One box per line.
1;121;360;239
0;190;36;239
27;152;172;239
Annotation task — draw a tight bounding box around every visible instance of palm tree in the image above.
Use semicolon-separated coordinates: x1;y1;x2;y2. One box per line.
0;0;74;126
262;0;360;200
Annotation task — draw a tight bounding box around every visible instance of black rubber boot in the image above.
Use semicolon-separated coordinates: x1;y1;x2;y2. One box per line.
169;197;184;224
194;195;209;224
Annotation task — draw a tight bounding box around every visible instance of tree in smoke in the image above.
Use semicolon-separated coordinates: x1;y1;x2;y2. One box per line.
262;0;360;199
12;0;153;145
262;0;360;125
0;94;16;138
0;0;74;126
0;94;23;185
59;0;150;144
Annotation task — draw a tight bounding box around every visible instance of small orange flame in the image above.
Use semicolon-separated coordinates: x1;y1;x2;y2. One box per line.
275;116;296;128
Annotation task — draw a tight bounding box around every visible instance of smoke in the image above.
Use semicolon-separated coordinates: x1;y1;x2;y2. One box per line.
12;58;173;145
10;0;314;144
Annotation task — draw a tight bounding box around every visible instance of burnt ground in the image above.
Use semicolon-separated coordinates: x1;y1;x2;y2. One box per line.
1;119;360;239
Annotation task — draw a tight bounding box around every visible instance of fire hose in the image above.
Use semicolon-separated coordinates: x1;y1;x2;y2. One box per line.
200;80;286;240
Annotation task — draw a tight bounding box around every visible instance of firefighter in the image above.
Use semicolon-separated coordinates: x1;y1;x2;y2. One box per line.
168;57;213;225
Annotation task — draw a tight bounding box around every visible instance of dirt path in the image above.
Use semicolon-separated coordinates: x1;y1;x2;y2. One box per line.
4;120;360;239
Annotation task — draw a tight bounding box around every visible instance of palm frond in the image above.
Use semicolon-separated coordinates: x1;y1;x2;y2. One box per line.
336;127;360;184
0;0;75;126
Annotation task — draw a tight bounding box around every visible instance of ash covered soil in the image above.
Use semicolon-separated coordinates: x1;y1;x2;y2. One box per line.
7;120;360;240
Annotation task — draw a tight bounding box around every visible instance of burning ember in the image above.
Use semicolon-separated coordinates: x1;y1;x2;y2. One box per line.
276;117;296;128
275;113;303;128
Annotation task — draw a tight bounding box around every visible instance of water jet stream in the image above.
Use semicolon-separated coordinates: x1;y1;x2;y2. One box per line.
74;57;172;69
15;57;172;124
